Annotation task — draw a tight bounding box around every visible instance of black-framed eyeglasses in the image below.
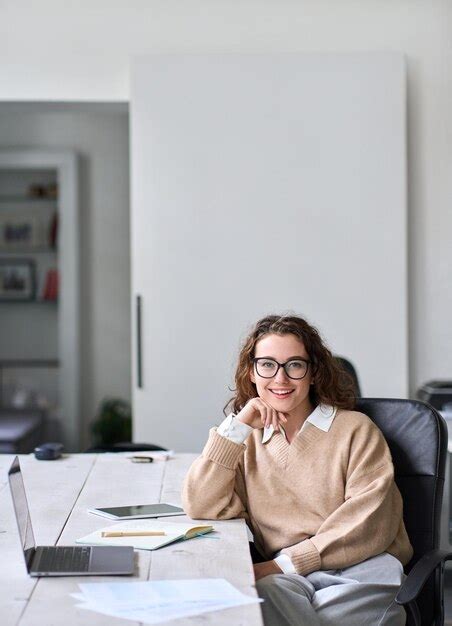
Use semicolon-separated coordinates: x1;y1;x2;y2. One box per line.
253;357;311;380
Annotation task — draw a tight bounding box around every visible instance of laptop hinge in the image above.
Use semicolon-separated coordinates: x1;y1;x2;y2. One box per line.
24;547;37;572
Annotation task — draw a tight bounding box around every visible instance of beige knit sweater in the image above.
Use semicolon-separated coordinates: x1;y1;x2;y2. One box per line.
182;409;413;576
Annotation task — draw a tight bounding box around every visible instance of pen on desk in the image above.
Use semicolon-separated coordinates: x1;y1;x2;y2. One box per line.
101;530;166;537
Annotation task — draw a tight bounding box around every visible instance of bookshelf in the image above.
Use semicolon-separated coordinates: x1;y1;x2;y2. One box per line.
0;150;80;450
0;169;59;304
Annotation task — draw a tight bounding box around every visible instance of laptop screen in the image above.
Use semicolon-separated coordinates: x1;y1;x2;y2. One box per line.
8;457;36;569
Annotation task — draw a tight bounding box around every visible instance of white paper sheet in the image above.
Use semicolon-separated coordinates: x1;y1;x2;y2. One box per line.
74;578;261;624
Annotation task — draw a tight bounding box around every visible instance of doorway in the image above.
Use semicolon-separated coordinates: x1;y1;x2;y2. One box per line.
0;102;131;451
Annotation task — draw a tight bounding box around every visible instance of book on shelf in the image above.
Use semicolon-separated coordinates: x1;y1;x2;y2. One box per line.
48;212;58;248
42;268;59;301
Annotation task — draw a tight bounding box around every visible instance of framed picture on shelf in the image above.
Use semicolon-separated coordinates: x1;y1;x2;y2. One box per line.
0;213;44;250
0;259;36;301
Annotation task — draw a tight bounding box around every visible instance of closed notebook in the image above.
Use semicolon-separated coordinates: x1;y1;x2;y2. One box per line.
76;521;214;551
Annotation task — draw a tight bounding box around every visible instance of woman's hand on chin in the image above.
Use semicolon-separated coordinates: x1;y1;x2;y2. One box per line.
253;560;283;581
236;397;287;431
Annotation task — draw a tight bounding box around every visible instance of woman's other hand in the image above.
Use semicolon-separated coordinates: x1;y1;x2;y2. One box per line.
236;398;287;431
253;560;283;581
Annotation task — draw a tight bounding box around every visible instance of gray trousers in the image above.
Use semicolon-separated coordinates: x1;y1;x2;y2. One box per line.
255;552;406;626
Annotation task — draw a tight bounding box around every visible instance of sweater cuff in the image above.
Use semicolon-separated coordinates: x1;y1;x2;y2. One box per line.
282;538;321;576
202;428;246;470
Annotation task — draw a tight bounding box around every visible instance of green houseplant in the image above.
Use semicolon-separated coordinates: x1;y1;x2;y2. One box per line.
91;397;132;446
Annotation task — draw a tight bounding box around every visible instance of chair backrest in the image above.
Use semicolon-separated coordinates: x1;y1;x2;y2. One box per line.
356;398;447;626
84;442;167;453
335;356;361;397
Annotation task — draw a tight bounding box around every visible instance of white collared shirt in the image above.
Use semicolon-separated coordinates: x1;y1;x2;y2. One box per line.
216;404;337;574
218;403;337;445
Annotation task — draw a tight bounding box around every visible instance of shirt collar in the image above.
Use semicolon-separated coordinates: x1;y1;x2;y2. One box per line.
262;404;337;444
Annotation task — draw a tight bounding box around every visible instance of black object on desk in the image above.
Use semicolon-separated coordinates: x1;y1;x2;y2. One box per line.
417;380;452;412
85;442;167;453
34;442;63;460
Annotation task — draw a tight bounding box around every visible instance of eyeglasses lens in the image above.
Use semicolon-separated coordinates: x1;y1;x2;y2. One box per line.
255;359;308;380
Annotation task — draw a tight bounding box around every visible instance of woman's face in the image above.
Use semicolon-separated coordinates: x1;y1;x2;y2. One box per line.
250;333;314;418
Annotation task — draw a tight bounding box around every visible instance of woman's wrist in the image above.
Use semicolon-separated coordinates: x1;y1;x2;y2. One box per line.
236;411;253;427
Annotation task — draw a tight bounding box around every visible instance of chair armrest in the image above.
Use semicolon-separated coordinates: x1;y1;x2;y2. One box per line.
395;549;452;605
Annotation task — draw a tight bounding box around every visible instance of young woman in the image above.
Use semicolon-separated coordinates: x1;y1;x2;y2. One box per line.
182;314;413;626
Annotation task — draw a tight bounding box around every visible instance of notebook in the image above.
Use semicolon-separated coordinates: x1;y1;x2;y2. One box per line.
76;521;215;551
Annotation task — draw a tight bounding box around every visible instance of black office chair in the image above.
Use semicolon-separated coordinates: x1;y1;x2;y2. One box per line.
335;356;361;397
85;442;167;453
356;398;450;626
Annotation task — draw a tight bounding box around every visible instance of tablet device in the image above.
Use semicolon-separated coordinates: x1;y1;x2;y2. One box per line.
88;503;185;520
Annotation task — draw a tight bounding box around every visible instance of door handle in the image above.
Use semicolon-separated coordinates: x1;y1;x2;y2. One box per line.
136;295;143;388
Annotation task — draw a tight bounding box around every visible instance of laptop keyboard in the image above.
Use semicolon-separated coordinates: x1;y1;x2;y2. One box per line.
35;546;91;572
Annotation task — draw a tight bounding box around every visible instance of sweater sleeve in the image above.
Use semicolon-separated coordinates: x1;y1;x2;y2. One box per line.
282;420;408;575
181;428;249;521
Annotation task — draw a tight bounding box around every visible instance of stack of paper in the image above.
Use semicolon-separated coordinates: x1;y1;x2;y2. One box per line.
72;578;262;624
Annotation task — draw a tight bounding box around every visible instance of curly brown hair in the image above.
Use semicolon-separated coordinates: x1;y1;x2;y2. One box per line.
224;314;356;415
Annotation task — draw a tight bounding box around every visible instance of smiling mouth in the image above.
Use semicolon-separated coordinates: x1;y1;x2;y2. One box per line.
269;389;294;398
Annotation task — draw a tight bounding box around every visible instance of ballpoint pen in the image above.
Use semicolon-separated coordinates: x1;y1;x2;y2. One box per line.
101;530;166;537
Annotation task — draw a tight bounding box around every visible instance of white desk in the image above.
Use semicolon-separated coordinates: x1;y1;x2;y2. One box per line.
0;453;263;626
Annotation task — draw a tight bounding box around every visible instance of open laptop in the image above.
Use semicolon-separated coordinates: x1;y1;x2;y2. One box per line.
8;456;134;577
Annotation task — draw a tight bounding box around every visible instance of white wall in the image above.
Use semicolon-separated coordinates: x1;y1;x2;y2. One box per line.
1;0;450;396
0;109;131;447
131;53;408;451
